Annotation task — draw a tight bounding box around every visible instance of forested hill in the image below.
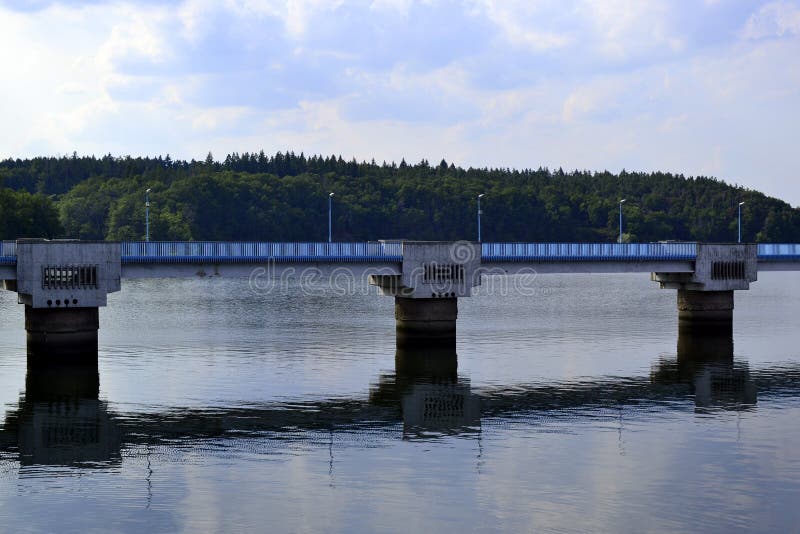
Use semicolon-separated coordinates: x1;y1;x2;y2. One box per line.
1;152;798;243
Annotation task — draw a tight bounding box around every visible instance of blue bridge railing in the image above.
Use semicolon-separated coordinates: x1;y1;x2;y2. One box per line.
120;241;699;263
0;241;15;264
121;241;404;263
0;241;799;264
756;243;800;261
482;242;697;261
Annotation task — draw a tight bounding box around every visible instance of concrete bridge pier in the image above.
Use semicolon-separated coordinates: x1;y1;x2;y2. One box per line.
370;241;481;348
26;306;100;358
653;243;757;333
4;240;121;360
677;289;734;327
395;296;458;347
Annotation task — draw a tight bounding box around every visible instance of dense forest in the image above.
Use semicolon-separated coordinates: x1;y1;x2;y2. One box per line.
0;151;798;243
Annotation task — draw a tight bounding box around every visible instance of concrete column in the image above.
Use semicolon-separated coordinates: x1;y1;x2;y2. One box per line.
677;290;733;329
395;297;457;347
25;306;99;359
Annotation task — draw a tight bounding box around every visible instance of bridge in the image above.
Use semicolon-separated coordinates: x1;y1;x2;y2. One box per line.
1;239;799;357
2;240;799;276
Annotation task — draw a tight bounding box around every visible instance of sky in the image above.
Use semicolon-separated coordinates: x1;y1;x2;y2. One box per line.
0;0;799;204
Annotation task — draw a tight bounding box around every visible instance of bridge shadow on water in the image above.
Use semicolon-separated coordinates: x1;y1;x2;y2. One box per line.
1;331;798;469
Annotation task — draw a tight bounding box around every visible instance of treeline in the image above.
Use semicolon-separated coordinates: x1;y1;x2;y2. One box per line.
0;152;798;243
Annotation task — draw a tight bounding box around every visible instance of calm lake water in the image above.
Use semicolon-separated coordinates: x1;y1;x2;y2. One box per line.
0;272;799;533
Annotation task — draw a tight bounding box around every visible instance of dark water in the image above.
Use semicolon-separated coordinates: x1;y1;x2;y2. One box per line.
1;273;799;533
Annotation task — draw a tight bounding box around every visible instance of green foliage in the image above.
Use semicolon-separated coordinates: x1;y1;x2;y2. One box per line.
1;152;798;242
0;188;62;239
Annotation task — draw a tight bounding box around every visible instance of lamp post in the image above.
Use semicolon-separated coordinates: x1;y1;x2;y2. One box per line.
618;198;626;243
738;201;745;243
477;193;485;242
145;188;151;242
328;192;335;243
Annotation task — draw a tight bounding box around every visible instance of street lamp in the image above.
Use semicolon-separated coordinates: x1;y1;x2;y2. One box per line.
618;199;626;243
328;192;335;243
145;188;151;242
477;193;485;242
738;201;745;243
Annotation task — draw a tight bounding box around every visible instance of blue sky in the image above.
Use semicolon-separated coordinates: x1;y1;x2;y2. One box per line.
1;0;799;203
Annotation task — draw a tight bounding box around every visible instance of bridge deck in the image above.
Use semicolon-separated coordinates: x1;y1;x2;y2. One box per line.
1;242;800;279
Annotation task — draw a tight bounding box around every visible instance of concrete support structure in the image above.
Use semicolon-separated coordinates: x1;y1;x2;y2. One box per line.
370;241;481;347
677;289;734;326
8;240;121;358
26;306;100;358
395;296;458;347
653;243;757;332
0;239;776;357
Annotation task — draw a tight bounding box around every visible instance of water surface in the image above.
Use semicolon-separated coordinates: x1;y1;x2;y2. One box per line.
0;272;799;532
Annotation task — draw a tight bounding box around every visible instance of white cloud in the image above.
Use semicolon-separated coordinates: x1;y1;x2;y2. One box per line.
659;113;689;133
743;1;800;39
284;0;345;38
1;0;800;205
103;5;170;64
578;0;682;60
369;0;413;15
177;0;220;43
189;106;252;132
0;4;116;153
561;80;625;123
476;0;572;52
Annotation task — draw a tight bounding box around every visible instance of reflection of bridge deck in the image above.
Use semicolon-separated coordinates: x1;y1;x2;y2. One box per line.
2;358;799;467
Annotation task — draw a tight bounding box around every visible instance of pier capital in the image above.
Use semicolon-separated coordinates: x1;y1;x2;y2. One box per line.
369;241;481;299
652;243;757;291
14;239;121;309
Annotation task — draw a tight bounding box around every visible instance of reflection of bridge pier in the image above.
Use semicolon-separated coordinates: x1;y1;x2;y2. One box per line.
2;354;122;466
651;326;756;408
370;347;481;437
1;349;799;468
